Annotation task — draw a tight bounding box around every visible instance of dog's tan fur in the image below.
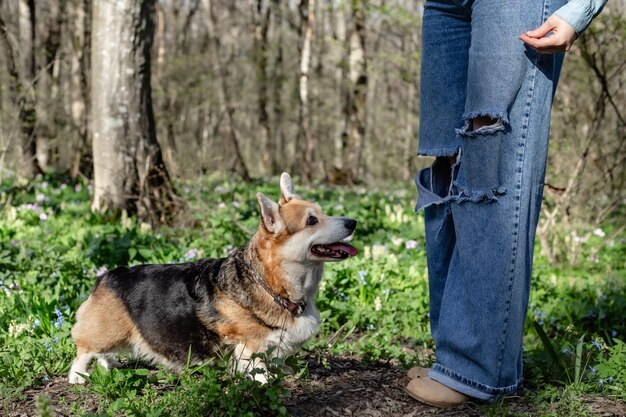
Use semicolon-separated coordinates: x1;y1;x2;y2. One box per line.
72;286;134;353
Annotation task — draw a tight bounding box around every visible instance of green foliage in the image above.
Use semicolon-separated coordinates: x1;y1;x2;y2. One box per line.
79;359;289;417
36;395;55;417
1;173;625;415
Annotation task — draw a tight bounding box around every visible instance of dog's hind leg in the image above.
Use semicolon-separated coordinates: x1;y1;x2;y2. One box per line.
68;348;95;384
68;285;133;383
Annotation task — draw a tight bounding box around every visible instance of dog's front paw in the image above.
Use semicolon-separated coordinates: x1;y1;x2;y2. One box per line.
251;370;268;384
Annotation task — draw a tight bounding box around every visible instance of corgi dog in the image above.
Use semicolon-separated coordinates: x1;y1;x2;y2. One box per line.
68;173;358;384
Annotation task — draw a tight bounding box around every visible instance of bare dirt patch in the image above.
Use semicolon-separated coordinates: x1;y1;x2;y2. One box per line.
3;376;99;417
284;355;626;417
286;355;504;416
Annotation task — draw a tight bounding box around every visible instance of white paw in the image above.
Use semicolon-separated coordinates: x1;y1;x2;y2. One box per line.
68;372;87;384
250;369;268;384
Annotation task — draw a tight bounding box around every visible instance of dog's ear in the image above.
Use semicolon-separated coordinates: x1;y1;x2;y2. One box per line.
279;172;296;205
257;192;284;234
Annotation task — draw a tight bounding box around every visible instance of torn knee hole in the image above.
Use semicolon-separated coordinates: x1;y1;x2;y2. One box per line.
472;116;499;131
456;111;508;137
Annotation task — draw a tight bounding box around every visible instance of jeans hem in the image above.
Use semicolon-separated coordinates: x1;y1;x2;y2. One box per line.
429;364;521;402
416;146;460;157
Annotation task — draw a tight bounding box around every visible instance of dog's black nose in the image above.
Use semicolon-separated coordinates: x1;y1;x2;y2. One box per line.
344;219;357;231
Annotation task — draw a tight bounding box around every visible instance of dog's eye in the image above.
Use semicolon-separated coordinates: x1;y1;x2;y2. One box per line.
306;216;318;226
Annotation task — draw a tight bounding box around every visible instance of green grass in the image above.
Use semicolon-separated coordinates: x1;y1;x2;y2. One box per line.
0;173;624;416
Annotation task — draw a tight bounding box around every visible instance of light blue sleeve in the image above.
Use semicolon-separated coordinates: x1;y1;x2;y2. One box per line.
553;0;607;35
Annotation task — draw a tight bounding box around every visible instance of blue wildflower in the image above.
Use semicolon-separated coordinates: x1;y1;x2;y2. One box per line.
561;348;573;355
358;270;367;285
588;366;597;374
42;375;49;383
591;340;603;350
53;308;64;329
52;336;59;343
598;379;604;388
611;330;618;338
33;319;40;330
43;341;53;352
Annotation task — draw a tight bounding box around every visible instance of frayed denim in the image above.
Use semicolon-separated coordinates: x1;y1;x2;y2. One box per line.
415;0;566;402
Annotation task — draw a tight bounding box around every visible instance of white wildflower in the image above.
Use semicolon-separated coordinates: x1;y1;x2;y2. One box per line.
405;240;417;250
185;249;200;260
372;244;387;259
9;321;29;337
374;296;382;311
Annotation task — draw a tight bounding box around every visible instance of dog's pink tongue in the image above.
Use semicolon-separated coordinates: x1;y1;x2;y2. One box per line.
327;242;358;256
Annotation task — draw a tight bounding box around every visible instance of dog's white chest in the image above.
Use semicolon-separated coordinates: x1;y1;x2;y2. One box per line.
264;306;320;355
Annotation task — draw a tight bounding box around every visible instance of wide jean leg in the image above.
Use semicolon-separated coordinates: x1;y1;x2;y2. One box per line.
416;0;565;401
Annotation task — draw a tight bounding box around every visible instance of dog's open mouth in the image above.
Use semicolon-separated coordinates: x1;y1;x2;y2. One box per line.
311;242;358;259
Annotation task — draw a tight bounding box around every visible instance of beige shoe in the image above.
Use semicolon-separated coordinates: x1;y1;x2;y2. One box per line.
406;366;430;379
405;376;471;408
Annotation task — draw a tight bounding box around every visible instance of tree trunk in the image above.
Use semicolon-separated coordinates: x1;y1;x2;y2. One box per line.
251;0;272;175
0;2;42;178
37;0;65;170
91;0;178;225
206;0;250;180
69;0;92;179
297;0;315;182
341;0;367;184
270;0;285;173
155;2;166;80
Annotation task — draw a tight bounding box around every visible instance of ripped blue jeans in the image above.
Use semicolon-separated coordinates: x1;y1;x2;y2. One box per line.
415;0;565;401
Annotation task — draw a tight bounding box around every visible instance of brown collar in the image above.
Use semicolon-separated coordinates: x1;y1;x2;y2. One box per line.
250;269;306;317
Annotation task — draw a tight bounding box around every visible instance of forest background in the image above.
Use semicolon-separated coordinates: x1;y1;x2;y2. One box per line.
0;1;625;416
0;1;624;241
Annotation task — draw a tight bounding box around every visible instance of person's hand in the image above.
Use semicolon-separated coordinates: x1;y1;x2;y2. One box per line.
519;15;578;53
